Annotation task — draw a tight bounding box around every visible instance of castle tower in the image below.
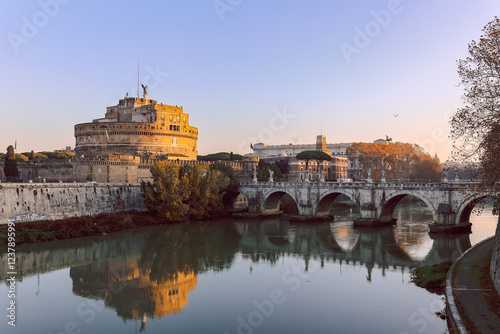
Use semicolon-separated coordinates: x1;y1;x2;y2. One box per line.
316;135;327;151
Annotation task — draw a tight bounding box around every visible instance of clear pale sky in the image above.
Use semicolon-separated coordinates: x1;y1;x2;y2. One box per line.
1;0;499;160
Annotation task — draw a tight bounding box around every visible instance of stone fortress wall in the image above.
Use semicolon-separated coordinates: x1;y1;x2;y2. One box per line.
0;183;144;224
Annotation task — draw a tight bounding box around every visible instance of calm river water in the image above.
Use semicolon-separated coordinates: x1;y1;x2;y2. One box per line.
1;198;498;334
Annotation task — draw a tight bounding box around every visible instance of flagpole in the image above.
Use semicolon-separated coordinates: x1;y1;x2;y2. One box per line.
137;59;140;98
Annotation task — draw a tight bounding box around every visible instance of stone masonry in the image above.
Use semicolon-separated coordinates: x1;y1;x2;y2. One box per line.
0;183;144;223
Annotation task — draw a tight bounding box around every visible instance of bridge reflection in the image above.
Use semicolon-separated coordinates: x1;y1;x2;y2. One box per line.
235;218;471;279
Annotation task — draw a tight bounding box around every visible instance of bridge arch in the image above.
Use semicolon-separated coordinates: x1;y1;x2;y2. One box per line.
229;190;250;210
316;191;358;217
262;190;299;214
456;195;492;224
380;193;437;223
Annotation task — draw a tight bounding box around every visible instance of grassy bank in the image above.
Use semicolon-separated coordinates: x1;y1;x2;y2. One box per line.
0;211;168;247
411;261;453;295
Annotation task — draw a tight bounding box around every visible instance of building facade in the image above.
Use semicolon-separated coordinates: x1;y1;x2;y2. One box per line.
250;140;352;159
245;135;349;181
288;156;348;181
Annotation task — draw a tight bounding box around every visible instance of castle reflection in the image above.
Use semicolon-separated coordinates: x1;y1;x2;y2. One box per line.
71;258;197;329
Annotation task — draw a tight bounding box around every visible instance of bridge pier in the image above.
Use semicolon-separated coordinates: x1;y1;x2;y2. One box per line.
429;203;472;234
353;202;396;228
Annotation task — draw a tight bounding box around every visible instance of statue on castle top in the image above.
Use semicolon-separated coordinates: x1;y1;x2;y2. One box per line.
141;84;148;96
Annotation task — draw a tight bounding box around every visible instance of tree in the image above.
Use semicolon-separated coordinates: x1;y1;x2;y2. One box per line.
274;159;290;176
29;150;35;160
141;162;190;221
4;145;19;180
210;161;240;208
255;161;284;182
179;164;229;219
346;142;442;182
296;151;332;180
141;161;232;221
451;17;500;212
197;152;243;161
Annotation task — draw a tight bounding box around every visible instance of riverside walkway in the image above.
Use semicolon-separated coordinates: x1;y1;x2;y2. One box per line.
446;237;500;333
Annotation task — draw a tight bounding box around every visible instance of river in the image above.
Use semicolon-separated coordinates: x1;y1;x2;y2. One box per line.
0;197;497;334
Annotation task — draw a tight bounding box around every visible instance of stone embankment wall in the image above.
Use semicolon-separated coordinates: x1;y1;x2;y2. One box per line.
491;217;500;294
0;183;145;223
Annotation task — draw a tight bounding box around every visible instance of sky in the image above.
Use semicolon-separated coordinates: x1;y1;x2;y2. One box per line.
1;0;499;161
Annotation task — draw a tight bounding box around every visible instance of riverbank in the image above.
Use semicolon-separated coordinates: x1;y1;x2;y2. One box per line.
0;211;168;246
411;261;452;295
0;208;248;247
446;237;500;333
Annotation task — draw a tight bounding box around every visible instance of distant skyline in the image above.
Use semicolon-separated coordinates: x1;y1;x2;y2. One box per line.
1;0;499;161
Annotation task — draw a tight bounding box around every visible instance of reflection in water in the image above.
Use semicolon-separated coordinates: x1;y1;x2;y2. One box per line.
55;223;240;331
469;204;498;245
392;196;434;261
329;210;360;252
71;259;197;330
0;206;497;334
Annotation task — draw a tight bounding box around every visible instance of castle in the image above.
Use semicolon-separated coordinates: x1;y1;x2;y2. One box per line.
72;89;199;182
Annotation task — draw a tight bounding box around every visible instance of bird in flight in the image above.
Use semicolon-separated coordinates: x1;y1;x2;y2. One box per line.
393;114;399;117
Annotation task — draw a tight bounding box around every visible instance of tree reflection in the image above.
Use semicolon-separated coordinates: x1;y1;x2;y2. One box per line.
69;221;241;329
140;221;241;283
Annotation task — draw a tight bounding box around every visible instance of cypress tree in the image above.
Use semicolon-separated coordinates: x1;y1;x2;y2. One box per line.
4;145;19;180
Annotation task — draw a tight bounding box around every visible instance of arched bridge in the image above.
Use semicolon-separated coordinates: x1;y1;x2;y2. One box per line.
238;181;492;228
